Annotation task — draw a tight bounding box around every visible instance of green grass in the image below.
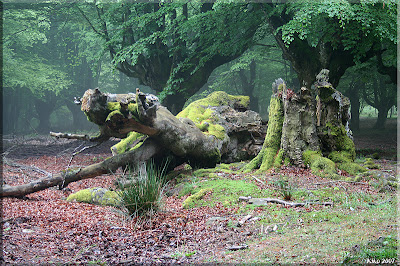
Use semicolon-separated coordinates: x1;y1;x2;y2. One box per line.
218;190;396;264
171;161;397;264
118;161;168;218
179;177;272;208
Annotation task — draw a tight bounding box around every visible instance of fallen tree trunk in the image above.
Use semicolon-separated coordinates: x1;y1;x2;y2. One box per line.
2;89;266;197
1;139;161;197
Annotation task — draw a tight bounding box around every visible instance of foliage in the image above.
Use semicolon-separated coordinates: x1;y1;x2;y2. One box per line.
3;6;72;97
343;235;397;264
272;176;293;201
279;0;397;60
118;161;168;218
76;2;266;112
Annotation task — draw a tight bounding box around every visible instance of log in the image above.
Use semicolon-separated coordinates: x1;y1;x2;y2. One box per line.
50;132;90;141
3;89;267;197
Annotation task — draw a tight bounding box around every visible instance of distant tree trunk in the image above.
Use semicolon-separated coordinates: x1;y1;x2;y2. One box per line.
362;75;396;129
65;101;90;130
345;80;362;132
34;96;57;133
239;60;259;112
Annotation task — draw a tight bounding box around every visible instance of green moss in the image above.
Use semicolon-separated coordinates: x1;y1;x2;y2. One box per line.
180;178;271;209
318;85;336;102
106;110;123;121
364;158;380;169
273;149;284;168
196;121;210;131
303;150;337;178
107;102;121;111
182;188;212;209
111;131;144;154
338;162;367;176
328;151;353;163
243;96;284;173
66;187;121;207
302;150;322;166
311;156;336;176
324;122;356;160
177;91;250;141
206;124;226;140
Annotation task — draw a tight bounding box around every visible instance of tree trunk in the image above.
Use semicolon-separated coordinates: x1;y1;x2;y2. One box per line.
374;107;389;129
244;70;356;177
239;60;259;112
34;97;57;133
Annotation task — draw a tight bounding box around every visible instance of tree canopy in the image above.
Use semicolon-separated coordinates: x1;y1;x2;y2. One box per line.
265;0;397;88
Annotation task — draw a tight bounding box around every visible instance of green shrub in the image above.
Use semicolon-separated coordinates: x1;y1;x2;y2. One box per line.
364;158;380;169
310;157;336;176
272;176;293;200
338;162;367;176
118;161;168;217
328;151;352;163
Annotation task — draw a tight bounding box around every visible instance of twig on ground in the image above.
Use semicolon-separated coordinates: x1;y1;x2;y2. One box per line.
241;197;334;207
252;176;265;186
3;158;52;178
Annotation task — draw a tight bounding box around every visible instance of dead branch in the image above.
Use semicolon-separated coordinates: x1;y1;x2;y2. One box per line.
3;158;52;178
1;139;161;198
50;132;90;141
241;197;333;207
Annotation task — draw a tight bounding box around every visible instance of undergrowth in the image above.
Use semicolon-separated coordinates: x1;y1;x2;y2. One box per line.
118;161;168;218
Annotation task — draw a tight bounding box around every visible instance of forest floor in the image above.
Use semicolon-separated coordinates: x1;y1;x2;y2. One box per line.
2;117;398;264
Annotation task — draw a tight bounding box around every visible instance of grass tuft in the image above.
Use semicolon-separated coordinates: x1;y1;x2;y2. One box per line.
118;161;168;218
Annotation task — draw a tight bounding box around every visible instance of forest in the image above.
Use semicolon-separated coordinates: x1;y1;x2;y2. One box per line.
2;1;398;264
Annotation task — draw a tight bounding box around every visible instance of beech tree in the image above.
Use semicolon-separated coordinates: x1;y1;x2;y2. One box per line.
264;0;397;89
76;2;265;113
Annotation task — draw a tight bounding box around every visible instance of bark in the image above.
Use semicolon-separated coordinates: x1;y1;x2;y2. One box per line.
346;81;361;132
34;96;57;133
239;60;259;112
244;69;356;174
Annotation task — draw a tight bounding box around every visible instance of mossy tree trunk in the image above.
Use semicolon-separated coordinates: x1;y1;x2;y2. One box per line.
244;69;357;176
3;88;268;198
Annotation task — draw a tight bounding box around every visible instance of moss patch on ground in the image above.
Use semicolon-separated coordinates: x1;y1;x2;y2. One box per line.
178;176;272;209
66;187;121;207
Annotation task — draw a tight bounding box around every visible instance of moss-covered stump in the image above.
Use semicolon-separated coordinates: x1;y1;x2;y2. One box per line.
244;69;360;179
66;187;121;207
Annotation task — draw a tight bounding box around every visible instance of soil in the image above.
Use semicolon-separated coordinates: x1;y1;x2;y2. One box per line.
1;117;397;264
